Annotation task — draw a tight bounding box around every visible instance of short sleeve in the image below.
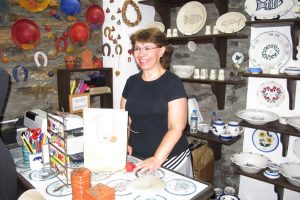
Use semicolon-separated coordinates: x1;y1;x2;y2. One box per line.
166;77;187;102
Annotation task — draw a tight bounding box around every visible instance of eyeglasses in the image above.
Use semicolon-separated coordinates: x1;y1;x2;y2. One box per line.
132;46;161;53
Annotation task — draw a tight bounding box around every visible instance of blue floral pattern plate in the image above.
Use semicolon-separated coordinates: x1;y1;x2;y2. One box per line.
252;129;279;152
165;179;196;196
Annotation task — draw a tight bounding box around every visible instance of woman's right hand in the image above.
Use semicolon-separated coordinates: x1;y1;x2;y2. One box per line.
127;145;132;155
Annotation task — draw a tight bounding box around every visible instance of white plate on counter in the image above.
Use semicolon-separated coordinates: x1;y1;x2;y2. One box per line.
176;1;207;35
249;31;291;72
245;0;296;19
216;12;246;33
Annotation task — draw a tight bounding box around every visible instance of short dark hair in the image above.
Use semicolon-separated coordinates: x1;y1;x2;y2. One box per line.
130;27;173;69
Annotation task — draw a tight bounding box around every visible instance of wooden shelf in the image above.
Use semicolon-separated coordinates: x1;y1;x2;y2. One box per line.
185;130;241;161
139;0;229;23
235;167;300;200
57;68;113;112
240;120;300;157
182;78;246;110
242;72;300;110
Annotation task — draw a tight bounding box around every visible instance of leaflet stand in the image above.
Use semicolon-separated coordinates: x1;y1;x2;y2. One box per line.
47;110;70;186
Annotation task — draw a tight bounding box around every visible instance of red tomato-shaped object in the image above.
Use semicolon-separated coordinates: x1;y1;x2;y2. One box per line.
69;22;90;44
86;4;105;25
125;162;136;172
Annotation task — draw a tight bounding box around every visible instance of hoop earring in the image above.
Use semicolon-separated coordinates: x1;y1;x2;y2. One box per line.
34;51;48;67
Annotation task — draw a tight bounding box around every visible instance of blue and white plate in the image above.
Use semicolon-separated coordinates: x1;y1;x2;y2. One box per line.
249;31;291;72
46;180;72;197
245;0;296;19
165;179;196;196
252;129;279;152
107;179;131;196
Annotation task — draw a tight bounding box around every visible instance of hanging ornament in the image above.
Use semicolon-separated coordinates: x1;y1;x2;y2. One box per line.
69;22;90;46
19;0;50;13
60;0;81;21
86;4;105;32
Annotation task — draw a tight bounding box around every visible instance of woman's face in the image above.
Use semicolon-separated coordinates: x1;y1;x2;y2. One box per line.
132;42;165;71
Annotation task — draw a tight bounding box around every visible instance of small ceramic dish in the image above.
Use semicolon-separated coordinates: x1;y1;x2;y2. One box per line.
284;66;300;75
219;194;240;200
248;67;262;74
219;133;233;141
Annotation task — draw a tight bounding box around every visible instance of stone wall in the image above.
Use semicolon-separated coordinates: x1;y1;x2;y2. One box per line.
0;0;103;121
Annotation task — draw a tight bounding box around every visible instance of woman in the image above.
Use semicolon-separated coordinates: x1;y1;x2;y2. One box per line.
121;28;193;177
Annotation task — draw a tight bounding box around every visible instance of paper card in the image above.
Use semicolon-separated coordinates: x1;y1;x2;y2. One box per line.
83;108;128;172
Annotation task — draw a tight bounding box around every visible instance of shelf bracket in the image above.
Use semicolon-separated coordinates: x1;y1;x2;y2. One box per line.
280;134;289;157
286;79;296;110
152;2;171;28
213;37;227;68
211;82;226;110
213;0;228;15
274;185;284;200
207;141;222;161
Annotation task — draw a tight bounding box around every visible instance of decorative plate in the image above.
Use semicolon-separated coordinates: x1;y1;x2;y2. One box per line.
165;179;196;196
236;109;278;125
10;147;23;158
232;52;244;64
249;31;291;72
129;175;166;196
216;12;246;33
46;180;72;197
144;21;165;33
135;168;165;179
176;1;207;35
29;167;57;181
91;171;111;181
293;138;300;159
187;41;197;52
134;195;167;200
16;159;30;169
257;81;285;108
107;179;131;196
245;0;296;19
252;129;279;152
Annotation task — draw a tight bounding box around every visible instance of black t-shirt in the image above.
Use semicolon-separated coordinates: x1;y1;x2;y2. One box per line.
122;70;189;159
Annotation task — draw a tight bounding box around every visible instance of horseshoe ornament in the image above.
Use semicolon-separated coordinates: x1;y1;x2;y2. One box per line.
34;51;48;67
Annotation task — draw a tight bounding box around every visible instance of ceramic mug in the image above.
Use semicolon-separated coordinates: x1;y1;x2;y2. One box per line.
227;121;244;137
212;120;226;136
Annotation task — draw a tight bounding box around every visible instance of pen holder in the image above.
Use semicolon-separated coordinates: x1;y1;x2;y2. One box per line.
22;144;30;164
29;152;43;170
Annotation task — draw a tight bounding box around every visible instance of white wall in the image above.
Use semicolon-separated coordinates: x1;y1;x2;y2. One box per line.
102;0;155;108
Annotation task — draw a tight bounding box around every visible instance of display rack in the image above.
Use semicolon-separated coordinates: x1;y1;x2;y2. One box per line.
47;111;70;186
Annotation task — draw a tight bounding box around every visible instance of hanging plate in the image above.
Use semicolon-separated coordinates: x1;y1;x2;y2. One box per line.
176;1;207;35
252;129;279;152
249;31;291;72
257;81;285;108
245;0;296;19
216;12;246;33
293;138;300;159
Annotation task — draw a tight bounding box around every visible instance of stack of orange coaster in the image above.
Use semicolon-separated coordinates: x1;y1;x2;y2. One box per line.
71;167;91;200
84;183;115;200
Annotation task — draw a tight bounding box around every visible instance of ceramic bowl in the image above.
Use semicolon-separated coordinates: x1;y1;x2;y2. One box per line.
219;194;240;200
231;152;271;174
236;109;278;125
286;116;300;131
172;65;195;78
279;162;300;187
284;66;300;75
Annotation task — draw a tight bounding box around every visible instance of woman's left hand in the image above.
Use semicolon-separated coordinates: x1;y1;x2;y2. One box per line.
135;156;163;174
